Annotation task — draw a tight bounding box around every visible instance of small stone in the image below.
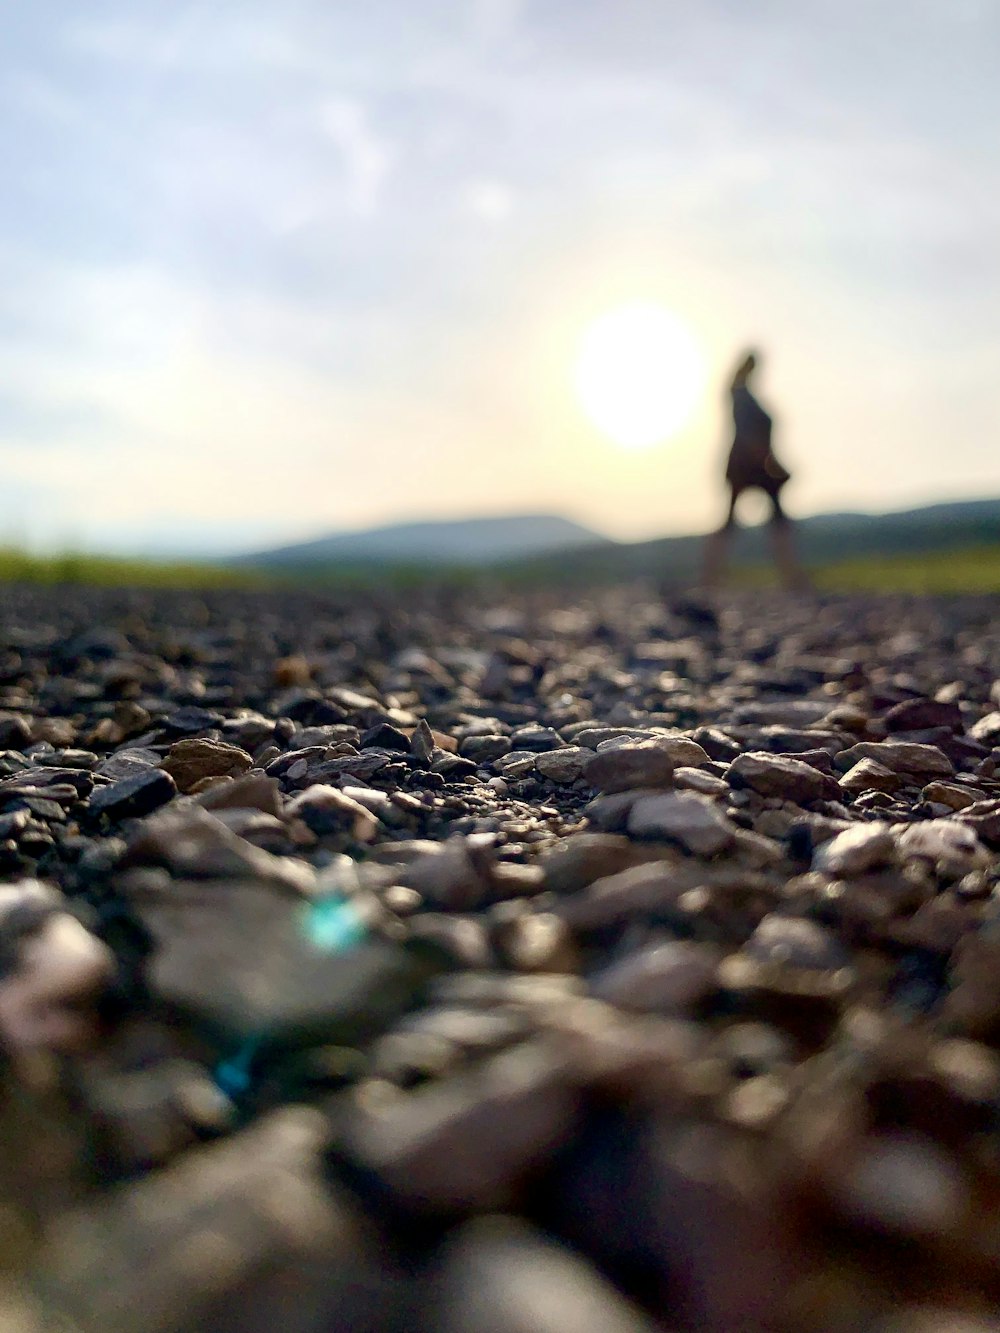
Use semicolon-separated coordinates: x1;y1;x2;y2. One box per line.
897;820;987;875
839;760;904;794
921;781;976;811
272;654;312;687
344;1040;579;1211
557;860;689;930
90;769;177;821
496;751;537;779
162;705;224;736
836;741;954;779
828;1132;966;1239
884;697;963;733
284;784;380;841
118;804;315;892
673;766;729;797
194;771;283;816
0;881;114;1056
728;752;838;804
535;747;591;784
509;724;563;752
422;1216;659;1333
397;835;495;911
538;833;633;894
970;711;1000;744
627;792;736;855
495;912;577;973
97;748;165;781
813;823;896;876
409;718;435;766
460;735;513;763
36;1109;381;1333
592;940;720;1015
160;738;252;794
743;915;850;970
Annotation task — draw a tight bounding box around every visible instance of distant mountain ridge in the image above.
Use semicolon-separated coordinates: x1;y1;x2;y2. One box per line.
230;497;1000;578
503;496;1000;582
234;513;610;567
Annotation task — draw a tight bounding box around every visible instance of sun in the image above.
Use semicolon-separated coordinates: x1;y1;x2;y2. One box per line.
574;302;705;449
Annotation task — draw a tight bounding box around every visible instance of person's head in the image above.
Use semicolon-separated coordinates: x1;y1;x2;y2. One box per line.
730;350;759;389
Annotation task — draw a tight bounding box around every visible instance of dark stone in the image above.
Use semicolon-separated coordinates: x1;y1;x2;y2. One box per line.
884;697;963;733
162;706;225;735
90;769;177;821
360;723;410;752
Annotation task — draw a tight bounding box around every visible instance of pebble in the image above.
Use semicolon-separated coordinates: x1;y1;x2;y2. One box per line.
728;751;838;803
89;769;177;821
836;740;955;779
422;1216;659;1333
813;822;897;875
343;1040;580;1211
627;791;737;855
591;939;721;1014
839;759;905;794
0;881;114;1056
160;737;253;793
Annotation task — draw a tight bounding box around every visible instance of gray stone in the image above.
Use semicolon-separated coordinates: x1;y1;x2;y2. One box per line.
118;804;315;892
584;741;675;794
535;747;591;784
90;769;177;821
628;792;736;855
728;752;838;803
592;939;721;1015
422;1216;659;1333
839;759;904;794
813;823;897;876
836;741;954;779
743;914;850;970
344;1040;579;1211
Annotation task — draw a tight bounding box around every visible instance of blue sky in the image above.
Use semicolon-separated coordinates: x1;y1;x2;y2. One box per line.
2;0;997;553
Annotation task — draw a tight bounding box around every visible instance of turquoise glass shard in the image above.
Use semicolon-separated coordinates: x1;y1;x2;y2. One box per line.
301;895;368;953
214;1036;260;1098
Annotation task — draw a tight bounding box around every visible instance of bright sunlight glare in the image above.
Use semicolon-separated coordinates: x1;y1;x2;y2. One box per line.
574;303;706;449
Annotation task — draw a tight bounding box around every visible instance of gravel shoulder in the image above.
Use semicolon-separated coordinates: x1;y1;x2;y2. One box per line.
1;582;999;1332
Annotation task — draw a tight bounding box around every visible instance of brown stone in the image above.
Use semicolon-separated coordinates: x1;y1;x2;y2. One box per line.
161;739;253;794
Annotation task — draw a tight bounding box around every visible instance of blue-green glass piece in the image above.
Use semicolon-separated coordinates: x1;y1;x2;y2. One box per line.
300;896;368;954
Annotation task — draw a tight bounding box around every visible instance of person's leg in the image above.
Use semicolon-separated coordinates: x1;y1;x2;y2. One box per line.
702;486;739;588
767;492;810;590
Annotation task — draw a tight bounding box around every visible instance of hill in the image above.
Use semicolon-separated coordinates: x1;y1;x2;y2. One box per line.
503;497;1000;583
234;514;610;569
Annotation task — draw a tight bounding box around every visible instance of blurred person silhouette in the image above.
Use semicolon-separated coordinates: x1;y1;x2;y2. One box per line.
702;349;808;590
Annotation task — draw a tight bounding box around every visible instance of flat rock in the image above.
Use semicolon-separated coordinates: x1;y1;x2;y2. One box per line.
591;939;721;1015
728;751;838;803
839;760;904;794
422;1216;659;1333
344;1040;579;1211
535;747;591;784
161;738;253;793
836;741;955;779
118;804;315;892
813;823;897;876
584;741;676;794
742;914;850;970
627;792;736;855
90;770;177;822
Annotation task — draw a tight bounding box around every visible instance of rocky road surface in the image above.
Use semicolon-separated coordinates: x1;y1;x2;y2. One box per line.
1;582;1000;1332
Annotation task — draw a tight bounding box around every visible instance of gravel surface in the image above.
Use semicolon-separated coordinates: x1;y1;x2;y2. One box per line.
1;581;1000;1331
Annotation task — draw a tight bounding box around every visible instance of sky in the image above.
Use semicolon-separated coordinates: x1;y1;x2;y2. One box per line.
1;0;998;554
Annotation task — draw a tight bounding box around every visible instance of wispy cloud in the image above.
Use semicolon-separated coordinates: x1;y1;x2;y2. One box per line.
319;98;395;217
